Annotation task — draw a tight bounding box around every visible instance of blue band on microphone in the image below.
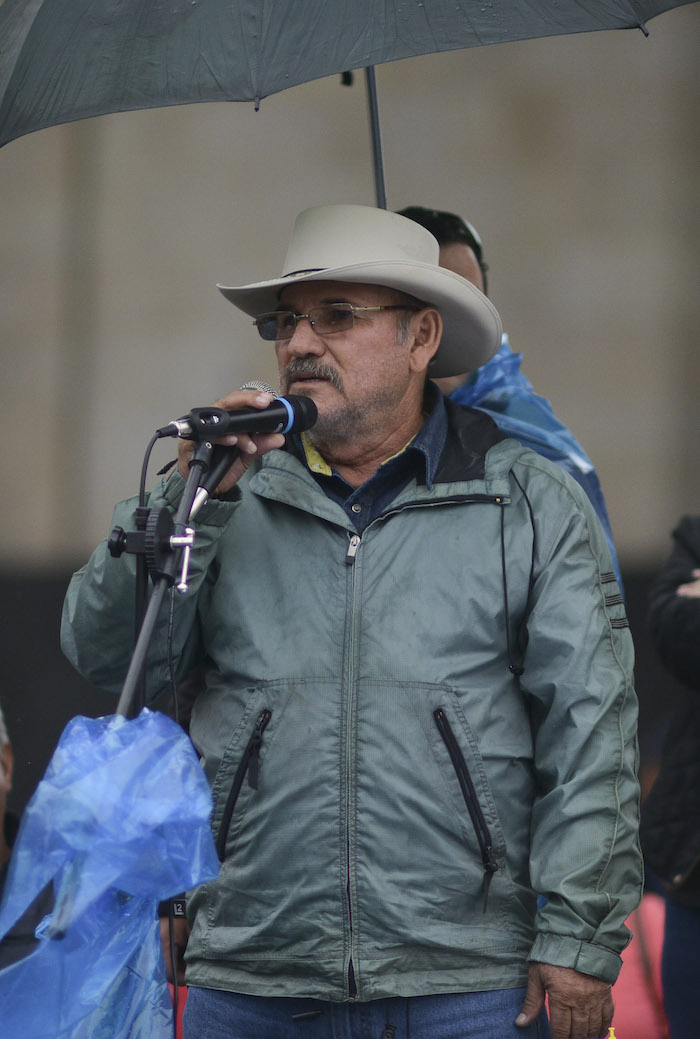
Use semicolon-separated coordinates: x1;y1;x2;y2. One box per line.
278;396;295;433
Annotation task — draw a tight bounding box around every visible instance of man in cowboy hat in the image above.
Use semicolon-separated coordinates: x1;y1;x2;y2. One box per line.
62;205;641;1039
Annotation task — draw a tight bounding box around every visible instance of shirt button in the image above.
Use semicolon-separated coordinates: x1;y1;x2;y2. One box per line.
351;504;362;514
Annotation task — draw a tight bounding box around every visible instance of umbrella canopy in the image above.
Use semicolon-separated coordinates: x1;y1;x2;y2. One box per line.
0;0;697;149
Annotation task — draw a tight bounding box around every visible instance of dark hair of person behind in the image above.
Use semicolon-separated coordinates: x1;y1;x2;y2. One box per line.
397;206;489;295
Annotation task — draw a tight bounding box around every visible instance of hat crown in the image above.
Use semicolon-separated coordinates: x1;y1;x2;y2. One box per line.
282;205;440;278
217;203;502;377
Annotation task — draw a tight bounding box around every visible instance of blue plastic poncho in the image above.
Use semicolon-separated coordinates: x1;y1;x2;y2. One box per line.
0;709;219;1039
452;337;622;585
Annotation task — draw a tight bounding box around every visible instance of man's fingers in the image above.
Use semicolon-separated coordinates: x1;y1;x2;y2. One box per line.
212;389;275;411
210;432;286;495
600;991;614;1037
515;965;546;1027
548;1001;606;1039
175;389;279;483
547;1001;572;1039
572;1007;595;1039
678;576;700;597
524;962;614;1039
235;431;286;457
177;430;285;493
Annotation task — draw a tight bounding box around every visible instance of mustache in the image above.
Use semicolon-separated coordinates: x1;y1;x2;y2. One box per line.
280;358;343;392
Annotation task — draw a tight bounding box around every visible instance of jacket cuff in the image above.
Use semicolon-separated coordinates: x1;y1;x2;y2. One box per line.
528;933;622;984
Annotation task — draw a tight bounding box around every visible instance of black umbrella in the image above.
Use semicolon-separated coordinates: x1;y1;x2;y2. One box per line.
1;0;698;204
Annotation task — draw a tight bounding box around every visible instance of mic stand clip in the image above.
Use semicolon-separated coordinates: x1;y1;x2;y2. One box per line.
107;509;195;592
115;441;214;718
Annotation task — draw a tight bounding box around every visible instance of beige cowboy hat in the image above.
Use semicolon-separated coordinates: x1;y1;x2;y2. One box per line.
217;204;502;378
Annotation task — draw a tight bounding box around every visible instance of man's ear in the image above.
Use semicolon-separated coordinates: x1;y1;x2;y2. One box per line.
408;308;442;375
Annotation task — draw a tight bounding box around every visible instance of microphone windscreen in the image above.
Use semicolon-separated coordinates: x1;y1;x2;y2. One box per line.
240;380;278;395
240;382;316;433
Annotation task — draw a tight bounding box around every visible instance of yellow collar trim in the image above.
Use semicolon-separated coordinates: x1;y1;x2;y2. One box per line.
300;431;333;475
300;430;417;477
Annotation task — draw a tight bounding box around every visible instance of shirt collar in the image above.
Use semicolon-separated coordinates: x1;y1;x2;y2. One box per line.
407;379;447;490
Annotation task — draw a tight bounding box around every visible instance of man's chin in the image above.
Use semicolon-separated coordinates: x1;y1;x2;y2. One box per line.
281;379;346;436
305;405;357;445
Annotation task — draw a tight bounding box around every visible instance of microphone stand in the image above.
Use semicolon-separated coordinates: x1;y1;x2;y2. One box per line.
47;440;218;948
113;440;216;719
111;388;314;717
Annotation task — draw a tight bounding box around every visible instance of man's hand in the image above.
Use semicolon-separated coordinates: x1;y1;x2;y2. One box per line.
159;915;190;986
678;569;700;598
177;389;286;496
515;962;613;1039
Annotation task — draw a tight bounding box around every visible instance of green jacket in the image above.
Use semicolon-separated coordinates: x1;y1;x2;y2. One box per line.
61;404;642;1001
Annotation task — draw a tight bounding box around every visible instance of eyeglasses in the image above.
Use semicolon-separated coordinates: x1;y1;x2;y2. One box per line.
253;302;421;341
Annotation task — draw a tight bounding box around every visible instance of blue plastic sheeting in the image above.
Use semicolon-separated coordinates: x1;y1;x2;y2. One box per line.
0;709;219;1039
452;337;622;586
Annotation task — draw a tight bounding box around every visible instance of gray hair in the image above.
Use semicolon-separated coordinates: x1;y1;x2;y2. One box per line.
395;309;413;345
0;704;8;746
394;289;429;346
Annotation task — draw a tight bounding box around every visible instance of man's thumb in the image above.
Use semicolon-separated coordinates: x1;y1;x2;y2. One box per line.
515;965;545;1027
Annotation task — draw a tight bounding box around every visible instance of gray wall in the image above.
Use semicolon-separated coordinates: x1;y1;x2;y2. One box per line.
2;7;699;573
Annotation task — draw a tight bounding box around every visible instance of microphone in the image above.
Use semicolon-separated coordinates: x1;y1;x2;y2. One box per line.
179;382;317;518
157;394;317;441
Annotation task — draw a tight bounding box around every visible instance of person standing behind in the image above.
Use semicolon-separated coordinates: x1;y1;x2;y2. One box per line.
640;515;700;1039
397;206;621;585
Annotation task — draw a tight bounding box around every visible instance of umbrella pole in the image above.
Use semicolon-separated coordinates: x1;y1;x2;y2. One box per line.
364;67;387;210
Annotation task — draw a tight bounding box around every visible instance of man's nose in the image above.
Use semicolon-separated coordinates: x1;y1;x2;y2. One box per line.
283;316;325;357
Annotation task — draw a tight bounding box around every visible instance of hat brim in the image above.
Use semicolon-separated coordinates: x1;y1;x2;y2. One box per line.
217;259;502;378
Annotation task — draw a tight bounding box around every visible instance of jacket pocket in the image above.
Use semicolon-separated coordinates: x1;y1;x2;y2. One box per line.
216;708;272;861
433;706;499;909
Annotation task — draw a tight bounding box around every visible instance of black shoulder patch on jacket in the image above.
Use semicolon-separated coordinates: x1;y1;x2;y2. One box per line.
434;399;511;484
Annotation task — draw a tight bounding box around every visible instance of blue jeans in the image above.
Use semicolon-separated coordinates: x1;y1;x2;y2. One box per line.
661;897;700;1039
182;985;550;1039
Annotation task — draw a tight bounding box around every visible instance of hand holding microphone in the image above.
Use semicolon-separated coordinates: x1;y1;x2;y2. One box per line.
170;384;317;499
157;390;318;441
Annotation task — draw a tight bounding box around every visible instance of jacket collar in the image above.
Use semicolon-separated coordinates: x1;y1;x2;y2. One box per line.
252;389;514;514
434;396;510;484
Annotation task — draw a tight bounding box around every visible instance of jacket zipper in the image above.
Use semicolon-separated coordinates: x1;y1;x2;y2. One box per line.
343;519;505;984
346;534;360;565
343;498;508;570
378;494;507;523
216;708;272;862
343;496;505;569
344;531;361;997
433;707;499;911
